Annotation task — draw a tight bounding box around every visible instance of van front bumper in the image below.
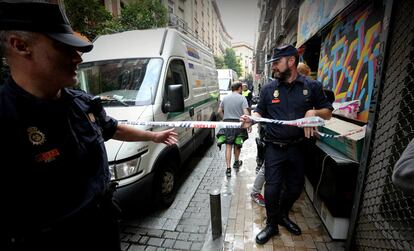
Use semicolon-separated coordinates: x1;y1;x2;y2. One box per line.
113;172;155;211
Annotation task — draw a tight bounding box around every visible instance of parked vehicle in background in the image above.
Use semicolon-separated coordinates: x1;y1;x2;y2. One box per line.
77;27;220;210
217;68;238;101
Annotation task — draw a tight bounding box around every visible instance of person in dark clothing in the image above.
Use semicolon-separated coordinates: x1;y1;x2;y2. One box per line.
392;138;414;194
0;2;177;251
298;62;336;104
241;44;333;245
324;89;335;104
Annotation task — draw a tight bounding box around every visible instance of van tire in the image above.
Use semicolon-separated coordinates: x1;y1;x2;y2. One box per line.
204;128;215;146
153;163;177;208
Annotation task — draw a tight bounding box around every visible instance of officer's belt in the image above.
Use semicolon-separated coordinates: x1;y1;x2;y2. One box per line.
263;137;304;146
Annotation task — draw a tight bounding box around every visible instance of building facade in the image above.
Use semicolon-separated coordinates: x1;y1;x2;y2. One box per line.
255;0;300;83
161;0;232;56
232;42;254;80
100;0;231;56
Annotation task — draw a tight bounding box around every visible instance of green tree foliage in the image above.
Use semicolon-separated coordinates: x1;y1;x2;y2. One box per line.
64;0;112;40
65;0;167;36
118;0;167;30
214;55;225;69
223;48;242;76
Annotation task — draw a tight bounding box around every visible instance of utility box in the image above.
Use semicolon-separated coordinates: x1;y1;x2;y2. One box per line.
305;140;360;239
318;117;365;162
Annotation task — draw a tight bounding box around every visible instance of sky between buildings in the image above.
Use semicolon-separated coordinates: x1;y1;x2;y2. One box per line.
216;0;260;48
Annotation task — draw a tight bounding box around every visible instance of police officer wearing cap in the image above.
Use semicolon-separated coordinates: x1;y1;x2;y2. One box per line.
241;44;333;245
0;2;177;250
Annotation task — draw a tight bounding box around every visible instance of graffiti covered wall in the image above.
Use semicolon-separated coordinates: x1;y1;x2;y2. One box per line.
317;4;384;122
297;0;353;47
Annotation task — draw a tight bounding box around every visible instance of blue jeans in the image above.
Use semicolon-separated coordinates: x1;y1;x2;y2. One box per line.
252;165;265;194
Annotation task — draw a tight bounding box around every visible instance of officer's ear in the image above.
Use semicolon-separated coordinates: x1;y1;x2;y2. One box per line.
287;56;296;68
8;34;32;57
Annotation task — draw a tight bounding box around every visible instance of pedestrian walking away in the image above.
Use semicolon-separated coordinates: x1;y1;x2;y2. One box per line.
241;44;333;245
217;81;251;177
0;2;177;251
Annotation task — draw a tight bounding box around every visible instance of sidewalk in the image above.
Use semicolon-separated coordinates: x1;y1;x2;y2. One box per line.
220;124;346;251
119;124;346;251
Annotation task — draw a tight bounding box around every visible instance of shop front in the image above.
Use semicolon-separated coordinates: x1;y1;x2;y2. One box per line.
296;0;388;241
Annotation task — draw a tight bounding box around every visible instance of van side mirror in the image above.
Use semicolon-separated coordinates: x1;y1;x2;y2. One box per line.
163;84;184;113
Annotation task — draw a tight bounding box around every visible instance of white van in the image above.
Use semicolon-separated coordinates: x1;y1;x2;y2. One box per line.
217;69;238;101
77;28;220;209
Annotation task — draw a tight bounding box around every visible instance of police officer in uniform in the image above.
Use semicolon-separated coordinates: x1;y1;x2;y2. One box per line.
0;2;177;251
241;45;333;245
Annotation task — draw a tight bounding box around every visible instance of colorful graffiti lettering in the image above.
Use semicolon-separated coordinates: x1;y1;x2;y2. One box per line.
317;5;384;122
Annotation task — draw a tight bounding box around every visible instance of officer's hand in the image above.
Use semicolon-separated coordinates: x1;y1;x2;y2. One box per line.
304;110;317;138
304;127;316;138
240;115;252;129
153;128;178;145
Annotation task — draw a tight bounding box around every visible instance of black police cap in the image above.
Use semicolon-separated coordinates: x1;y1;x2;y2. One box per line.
266;44;298;63
0;1;93;52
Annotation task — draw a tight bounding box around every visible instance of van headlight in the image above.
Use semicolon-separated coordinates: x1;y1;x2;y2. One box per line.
109;157;141;180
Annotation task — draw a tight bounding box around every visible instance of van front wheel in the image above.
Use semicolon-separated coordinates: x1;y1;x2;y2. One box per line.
154;164;177;208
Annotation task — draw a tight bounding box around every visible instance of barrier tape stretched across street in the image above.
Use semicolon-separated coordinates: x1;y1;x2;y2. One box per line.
119;116;365;138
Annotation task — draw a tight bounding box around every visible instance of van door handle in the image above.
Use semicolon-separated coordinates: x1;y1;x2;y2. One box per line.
189;107;194;117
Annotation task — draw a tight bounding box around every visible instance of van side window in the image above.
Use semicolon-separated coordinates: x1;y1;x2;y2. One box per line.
165;59;189;99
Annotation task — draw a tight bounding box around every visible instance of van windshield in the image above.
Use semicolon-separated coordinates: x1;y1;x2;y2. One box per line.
77;58;163;106
218;78;231;91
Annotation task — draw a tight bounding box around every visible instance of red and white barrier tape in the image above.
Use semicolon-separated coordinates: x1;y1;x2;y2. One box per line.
119;116;364;138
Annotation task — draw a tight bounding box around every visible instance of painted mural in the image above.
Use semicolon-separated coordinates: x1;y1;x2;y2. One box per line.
317;4;384;122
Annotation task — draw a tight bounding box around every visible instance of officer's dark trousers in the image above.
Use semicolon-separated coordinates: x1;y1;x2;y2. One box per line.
264;142;306;225
3;198;121;251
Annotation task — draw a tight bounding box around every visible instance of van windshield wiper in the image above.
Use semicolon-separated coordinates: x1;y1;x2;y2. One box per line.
98;95;129;107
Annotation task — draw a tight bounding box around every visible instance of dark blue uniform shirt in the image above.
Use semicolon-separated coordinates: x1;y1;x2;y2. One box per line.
0;78;118;232
254;75;333;140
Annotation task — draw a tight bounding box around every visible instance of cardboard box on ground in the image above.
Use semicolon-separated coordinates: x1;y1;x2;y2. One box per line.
319;117;365;162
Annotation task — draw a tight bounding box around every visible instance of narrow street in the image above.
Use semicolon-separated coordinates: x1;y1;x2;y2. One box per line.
1;1;413;250
119;125;346;251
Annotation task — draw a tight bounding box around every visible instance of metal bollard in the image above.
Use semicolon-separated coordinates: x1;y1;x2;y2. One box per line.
210;189;222;239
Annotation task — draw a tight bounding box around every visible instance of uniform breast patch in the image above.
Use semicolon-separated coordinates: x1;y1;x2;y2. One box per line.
27;127;46;145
